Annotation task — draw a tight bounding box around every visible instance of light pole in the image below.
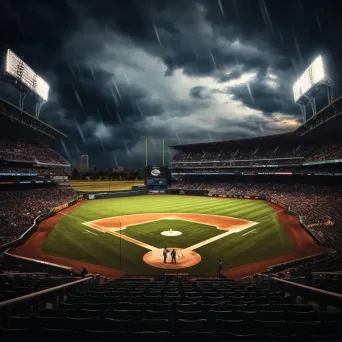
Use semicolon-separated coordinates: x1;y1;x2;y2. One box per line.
119;220;122;275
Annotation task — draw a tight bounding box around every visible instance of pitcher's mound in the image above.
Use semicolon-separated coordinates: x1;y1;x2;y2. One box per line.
143;248;201;269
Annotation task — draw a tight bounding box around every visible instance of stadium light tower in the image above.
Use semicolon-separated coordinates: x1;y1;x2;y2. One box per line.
293;55;333;123
2;49;50;118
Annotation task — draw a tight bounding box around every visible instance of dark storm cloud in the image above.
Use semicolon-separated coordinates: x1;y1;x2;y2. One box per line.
1;0;341;167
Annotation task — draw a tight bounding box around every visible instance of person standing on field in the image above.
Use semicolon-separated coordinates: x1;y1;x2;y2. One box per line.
171;249;177;264
218;259;222;278
163;247;169;263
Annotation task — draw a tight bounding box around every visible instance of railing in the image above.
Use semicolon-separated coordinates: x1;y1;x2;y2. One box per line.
267;252;327;272
0;275;99;318
3;253;73;273
312;271;342;276
0;272;48;277
255;273;342;309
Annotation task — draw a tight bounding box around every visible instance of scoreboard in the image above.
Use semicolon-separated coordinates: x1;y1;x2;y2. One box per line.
145;166;169;186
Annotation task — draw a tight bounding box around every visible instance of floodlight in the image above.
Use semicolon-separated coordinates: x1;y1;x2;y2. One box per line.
5;49;49;101
293;55;325;102
35;76;49;102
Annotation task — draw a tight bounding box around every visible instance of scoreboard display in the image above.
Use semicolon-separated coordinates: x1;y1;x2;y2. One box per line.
145;166;168;186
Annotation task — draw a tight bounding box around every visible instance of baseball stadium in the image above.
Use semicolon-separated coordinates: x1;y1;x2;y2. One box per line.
1;50;342;341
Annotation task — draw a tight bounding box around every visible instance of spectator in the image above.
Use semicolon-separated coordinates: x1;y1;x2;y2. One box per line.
80;268;88;279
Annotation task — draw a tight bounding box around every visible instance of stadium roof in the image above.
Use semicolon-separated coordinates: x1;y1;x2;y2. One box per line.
0;97;67;139
170;95;342;150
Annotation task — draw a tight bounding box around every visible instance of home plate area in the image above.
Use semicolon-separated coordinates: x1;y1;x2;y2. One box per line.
143;248;202;269
84;213;257;269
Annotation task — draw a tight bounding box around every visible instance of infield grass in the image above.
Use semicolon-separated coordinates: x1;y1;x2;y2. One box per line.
122;220;222;248
42;195;294;274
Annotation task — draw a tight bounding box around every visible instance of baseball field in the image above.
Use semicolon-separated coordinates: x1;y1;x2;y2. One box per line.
69;180;144;192
12;195;324;278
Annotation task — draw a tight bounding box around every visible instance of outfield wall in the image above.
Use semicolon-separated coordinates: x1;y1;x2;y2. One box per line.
86;189;147;200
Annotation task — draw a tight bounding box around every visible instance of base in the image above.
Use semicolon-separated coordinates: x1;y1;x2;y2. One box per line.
143;248;201;269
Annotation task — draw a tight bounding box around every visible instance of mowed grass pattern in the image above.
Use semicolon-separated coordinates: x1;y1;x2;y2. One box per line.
69;180;144;192
122;220;222;248
42;195;294;274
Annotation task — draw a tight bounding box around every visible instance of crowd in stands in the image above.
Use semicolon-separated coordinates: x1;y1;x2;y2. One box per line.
171;141;342;167
171;181;342;249
0;186;78;246
0;139;69;165
0;167;71;177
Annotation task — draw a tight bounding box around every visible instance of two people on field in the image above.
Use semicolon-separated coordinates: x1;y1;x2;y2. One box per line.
163;247;177;263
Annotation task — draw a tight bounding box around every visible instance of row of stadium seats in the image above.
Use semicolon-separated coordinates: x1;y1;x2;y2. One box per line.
1;277;340;341
0;274;77;302
0;139;69;165
0;166;71;176
171;141;342;166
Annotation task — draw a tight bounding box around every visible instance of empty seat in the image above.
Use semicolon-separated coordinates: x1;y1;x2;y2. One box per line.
176;331;216;341
140;318;171;332
176;310;204;320
64;317;101;332
216;319;249;334
176;303;200;311
37;317;66;329
8;316;34;329
39;309;79;318
144;310;171;320
102;318;135;331
40;327;78;341
175;319;209;332
84;329;129;341
254;320;289;335
107;310;141;320
133;331;173;342
0;327;36;340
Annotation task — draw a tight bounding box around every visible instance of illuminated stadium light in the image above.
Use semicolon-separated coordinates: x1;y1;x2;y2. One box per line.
5;49;49;102
292;55;325;103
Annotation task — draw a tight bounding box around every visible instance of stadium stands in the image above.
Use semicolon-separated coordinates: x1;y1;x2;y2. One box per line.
171;141;342;167
0;186;78;245
171;181;342;250
0;276;340;341
0;139;69;165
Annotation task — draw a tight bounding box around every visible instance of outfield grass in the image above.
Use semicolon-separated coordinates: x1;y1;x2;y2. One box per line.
42;195;294;274
69;180;144;192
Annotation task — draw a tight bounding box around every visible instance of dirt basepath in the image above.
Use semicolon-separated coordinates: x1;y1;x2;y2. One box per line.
11;202;124;279
222;202;326;279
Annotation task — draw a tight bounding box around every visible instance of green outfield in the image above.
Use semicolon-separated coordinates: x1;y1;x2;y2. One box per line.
42;195;294;274
69;180;144;192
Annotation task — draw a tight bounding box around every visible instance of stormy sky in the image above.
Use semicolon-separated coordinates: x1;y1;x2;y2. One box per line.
0;0;341;168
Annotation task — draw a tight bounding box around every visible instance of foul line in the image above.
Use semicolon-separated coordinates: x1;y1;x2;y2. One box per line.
84;229;98;236
256;208;285;222
185;222;257;251
242;229;257;236
108;231;155;251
